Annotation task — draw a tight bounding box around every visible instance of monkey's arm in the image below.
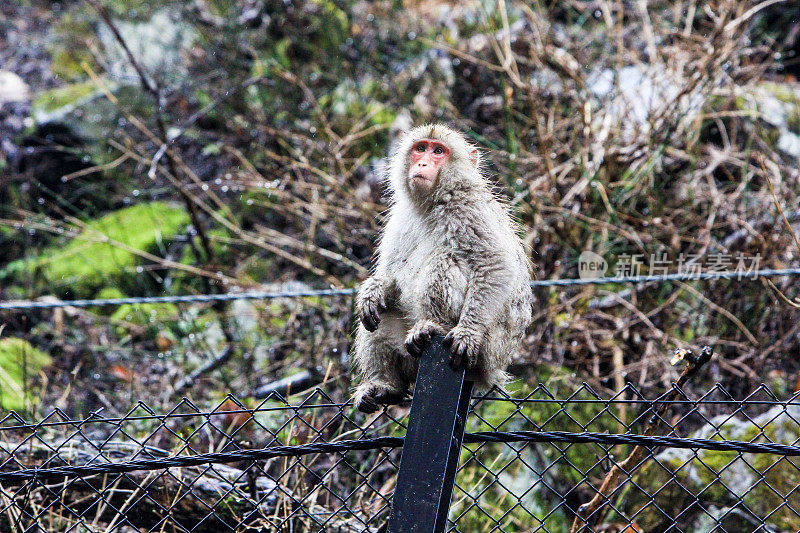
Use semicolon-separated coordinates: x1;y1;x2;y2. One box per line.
443;205;515;368
444;257;511;368
356;275;399;331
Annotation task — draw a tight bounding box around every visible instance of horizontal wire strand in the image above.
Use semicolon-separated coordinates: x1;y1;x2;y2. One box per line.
2;429;798;483
2;267;799;310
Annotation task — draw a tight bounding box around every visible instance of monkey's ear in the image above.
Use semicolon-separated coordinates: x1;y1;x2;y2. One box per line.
469;148;480;167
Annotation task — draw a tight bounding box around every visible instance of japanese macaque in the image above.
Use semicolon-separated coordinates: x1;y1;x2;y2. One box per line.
352;124;533;413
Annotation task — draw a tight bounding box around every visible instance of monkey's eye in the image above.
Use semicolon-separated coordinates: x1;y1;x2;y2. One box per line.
416;144;426;152
433;146;444;155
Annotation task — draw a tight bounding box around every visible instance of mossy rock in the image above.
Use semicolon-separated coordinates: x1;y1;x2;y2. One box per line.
0;338;52;412
2;202;190;298
110;302;180;326
628;406;800;531
452;367;621;532
32;80;98;115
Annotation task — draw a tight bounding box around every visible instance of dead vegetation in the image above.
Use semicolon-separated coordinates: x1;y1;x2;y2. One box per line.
0;0;798;423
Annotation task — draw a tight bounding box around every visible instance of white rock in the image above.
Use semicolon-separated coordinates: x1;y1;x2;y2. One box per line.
0;71;30;103
588;64;705;138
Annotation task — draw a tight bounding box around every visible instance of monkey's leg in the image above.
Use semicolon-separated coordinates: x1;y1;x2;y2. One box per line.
473;321;514;390
404;319;447;358
353;318;412;414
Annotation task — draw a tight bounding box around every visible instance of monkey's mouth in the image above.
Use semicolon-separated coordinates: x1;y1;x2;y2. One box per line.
410;173;433;185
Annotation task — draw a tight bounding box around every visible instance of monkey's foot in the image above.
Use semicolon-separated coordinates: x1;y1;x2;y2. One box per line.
443;326;482;370
404;320;446;357
357;279;387;332
354;384;407;414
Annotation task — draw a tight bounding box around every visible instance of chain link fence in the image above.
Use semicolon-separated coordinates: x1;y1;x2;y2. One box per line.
1;382;798;532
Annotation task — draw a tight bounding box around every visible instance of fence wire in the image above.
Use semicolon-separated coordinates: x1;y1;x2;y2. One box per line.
2;267;800;310
1;383;798;532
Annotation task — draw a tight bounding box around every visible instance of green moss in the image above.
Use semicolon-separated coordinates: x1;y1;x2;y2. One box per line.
110;302;180;325
0;338;52;412
630;408;800;530
33;80;97;114
97;287;126;299
760;81;797;104
48;9;97;81
694;447;740;501
3;202;190;298
50;49;89;81
109;299;180;338
453;366;620;531
749;453;800;531
261;302;289;329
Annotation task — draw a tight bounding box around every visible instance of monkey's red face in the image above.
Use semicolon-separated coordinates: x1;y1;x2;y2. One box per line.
408;139;450;192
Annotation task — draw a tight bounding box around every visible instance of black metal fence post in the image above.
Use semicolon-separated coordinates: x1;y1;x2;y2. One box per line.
387;336;474;533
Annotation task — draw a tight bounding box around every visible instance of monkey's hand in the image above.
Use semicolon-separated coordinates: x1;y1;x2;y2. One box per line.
404;320;446;358
443;325;482;370
357;277;387;332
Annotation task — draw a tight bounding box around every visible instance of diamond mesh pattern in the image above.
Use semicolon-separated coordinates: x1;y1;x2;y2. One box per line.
0;383;797;532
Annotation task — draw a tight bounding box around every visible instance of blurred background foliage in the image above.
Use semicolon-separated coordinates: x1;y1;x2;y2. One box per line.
0;0;799;420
